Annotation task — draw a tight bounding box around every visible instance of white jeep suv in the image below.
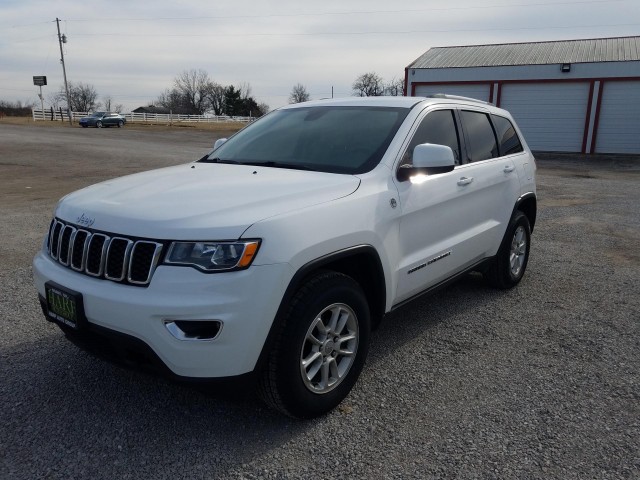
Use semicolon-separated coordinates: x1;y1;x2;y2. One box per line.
34;95;536;418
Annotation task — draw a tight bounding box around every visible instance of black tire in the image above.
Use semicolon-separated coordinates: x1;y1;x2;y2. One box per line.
258;271;371;418
96;121;103;128
117;120;123;128
485;210;531;289
81;125;88;128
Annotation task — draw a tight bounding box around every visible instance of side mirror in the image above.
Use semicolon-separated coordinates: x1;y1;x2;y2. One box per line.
398;143;455;181
213;138;227;150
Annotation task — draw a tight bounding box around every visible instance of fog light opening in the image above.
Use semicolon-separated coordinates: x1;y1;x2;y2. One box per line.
165;320;222;341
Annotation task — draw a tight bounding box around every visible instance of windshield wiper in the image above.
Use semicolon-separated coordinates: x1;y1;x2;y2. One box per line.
245;161;314;171
198;158;314;171
198;157;243;165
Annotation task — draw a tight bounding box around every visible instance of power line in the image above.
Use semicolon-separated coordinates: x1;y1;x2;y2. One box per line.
63;0;629;22
10;20;56;28
69;23;640;38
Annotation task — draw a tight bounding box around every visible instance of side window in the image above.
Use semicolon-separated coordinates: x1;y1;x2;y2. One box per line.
401;109;460;166
492;115;524;156
460;110;499;162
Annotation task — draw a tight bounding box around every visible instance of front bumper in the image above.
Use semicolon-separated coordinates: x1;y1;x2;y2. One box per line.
33;250;292;378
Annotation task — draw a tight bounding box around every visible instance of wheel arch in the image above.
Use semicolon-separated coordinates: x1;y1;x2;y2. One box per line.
514;192;537;233
254;245;387;374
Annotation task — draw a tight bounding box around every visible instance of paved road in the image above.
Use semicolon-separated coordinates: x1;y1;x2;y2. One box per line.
1;124;638;479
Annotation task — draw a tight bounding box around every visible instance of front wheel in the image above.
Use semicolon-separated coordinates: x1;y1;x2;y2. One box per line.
117;120;123;128
96;121;103;128
258;271;371;418
485;210;531;289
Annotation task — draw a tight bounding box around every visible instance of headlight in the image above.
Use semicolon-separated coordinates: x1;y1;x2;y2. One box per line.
164;240;260;272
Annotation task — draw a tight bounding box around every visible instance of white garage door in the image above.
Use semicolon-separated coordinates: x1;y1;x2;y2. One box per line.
595;81;640;154
500;82;590;152
414;83;490;103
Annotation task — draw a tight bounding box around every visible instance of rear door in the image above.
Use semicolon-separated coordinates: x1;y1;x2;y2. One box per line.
455;109;521;257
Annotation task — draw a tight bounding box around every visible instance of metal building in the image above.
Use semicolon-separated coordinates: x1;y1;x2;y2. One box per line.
405;36;640;154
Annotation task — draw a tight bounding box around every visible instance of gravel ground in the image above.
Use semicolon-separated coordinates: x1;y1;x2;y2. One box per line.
1;124;638;479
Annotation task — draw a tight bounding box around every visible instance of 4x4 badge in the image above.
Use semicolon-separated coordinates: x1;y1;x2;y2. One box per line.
390;198;397;209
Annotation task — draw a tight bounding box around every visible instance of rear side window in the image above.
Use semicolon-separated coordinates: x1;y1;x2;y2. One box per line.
401;109;461;165
460;110;499;162
492;115;524;156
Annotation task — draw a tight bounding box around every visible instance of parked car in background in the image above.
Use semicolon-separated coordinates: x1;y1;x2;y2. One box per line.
79;112;126;128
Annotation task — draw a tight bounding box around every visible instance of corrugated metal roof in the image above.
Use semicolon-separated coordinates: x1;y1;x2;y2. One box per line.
409;36;640;69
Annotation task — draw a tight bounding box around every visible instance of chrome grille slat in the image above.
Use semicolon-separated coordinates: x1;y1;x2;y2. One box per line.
128;242;163;285
86;234;109;277
46;219;162;287
46;219;56;254
105;238;133;281
70;230;90;271
50;221;63;260
58;225;76;266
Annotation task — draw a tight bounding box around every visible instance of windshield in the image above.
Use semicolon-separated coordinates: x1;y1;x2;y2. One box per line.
201;106;410;174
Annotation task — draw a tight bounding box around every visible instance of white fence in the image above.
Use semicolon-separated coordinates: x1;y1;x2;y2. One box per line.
32;109;254;124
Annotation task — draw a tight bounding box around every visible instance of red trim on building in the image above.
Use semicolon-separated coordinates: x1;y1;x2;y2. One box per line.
581;81;596;154
590;83;605;153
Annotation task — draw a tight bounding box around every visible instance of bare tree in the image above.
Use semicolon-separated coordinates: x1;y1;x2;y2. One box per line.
257;102;270;115
102;95;124;113
0;100;34;116
47;92;61;110
205;83;226;115
237;82;253;100
352;72;384;97
289;83;310;103
384;77;405;96
157;72;264;116
173;69;214;115
55;82;100;112
157;88;185;112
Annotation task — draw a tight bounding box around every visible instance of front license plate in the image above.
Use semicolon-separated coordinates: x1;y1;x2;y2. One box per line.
45;282;85;330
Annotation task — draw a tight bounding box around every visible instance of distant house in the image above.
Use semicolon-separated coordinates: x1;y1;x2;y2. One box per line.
132;106;172;114
405;36;640;154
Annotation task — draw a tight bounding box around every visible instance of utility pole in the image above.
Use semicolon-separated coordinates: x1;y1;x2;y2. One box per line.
56;18;72;125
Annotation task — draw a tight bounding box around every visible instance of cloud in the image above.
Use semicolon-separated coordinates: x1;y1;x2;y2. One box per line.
2;0;638;111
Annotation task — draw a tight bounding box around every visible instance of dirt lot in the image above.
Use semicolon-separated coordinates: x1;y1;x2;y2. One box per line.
1;124;638;479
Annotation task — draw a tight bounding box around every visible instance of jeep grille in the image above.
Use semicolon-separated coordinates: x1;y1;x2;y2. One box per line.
46;218;163;287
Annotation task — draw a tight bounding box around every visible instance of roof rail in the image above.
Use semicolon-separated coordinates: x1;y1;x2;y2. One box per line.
426;93;494;106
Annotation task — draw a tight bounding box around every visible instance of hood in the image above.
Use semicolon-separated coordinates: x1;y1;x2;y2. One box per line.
55;163;360;239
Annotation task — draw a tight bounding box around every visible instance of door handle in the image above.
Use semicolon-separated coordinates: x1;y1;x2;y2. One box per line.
503;165;515;173
457;176;474;186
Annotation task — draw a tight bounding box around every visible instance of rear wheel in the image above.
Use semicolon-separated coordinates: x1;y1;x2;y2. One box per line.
485;210;531;289
258;271;371;418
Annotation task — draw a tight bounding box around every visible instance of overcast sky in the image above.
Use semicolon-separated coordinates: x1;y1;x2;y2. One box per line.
1;0;638;112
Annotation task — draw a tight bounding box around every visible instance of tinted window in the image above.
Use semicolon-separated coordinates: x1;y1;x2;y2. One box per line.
492;115;524;156
401;109;460;165
460;110;499;162
203;106;409;174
